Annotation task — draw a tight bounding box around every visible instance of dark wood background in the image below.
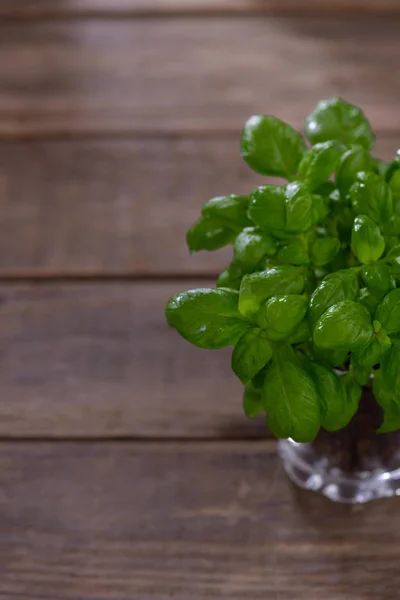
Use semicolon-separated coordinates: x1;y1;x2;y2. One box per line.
1;1;400;598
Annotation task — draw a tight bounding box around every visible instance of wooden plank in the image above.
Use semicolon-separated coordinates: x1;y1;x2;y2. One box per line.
0;281;268;438
1;0;400;18
1;18;400;137
0;136;398;277
0;138;262;276
1;440;400;599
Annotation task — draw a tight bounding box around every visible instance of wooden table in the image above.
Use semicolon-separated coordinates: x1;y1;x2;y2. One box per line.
1;2;400;598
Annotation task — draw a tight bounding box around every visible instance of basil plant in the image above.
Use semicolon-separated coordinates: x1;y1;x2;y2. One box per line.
166;97;400;442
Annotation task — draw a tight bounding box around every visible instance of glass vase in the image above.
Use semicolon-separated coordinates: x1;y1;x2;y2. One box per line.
278;385;400;504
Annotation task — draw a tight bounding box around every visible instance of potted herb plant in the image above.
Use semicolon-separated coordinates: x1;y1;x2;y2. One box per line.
165;98;400;504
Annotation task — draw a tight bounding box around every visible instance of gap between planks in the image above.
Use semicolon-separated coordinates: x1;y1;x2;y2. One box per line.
1;18;400;138
1;1;400;20
0;274;220;284
0;135;398;278
1;129;400;143
0;438;399;600
0;434;272;443
2;11;400;21
0;280;268;438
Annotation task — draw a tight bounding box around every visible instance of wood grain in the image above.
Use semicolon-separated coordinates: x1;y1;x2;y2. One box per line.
2;0;400;18
1;136;398;277
0;138;263;276
1;18;400;137
2;7;398;599
0;281;268;438
1;440;400;599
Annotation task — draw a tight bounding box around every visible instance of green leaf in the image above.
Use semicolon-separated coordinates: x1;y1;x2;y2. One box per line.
241;115;306;178
313;300;374;352
187;195;253;252
243;383;264;418
304;97;375;150
390;170;400;206
311;194;330;223
384;215;400;236
251;365;269;390
262;344;321;442
312;346;349;369
351;330;391;385
311;237;340;267
257;295;308;341
304;268;318;295
186;216;236;252
385;245;400;261
233;227;277;272
308;269;359;327
371;157;388;177
239;266;305;317
331;205;355;245
232;328;273;384
166;288;250;349
277;240;310;266
351;215;385;264
248;185;286;233
378;408;400;434
373;346;400;432
326;248;349;273
362;263;395;299
202;195;251;229
375;288;400;334
324;184;341;203
217;263;244;291
284;182;323;233
286;318;311;344
385;151;400;183
336;147;372;199
358;287;381;316
374;345;400;397
383;244;400;275
340;373;363;423
298;141;345;191
349;172;393;224
301;357;358;431
384;234;400;251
